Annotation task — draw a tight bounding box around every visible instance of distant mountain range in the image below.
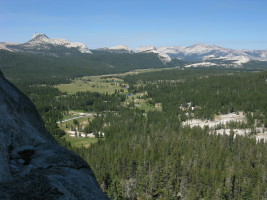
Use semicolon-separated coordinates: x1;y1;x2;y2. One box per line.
1;33;267;65
0;33;91;56
158;44;267;64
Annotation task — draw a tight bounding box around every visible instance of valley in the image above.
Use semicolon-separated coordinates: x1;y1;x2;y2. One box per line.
2;1;267;199
0;36;267;199
55;69;267;146
54;71;164;148
56;76;127;95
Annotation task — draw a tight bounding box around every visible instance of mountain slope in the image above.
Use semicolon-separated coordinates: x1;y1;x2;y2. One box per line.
158;44;267;63
1;33;91;55
0;71;109;199
135;46;172;63
0;50;182;85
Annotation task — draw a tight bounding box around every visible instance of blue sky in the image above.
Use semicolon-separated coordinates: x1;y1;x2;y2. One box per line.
1;0;267;49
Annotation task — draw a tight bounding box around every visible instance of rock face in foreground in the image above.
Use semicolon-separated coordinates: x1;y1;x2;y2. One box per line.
0;71;109;199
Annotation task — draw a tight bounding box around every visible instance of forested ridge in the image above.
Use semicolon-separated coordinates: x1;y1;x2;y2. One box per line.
0;50;267;199
0;50;185;85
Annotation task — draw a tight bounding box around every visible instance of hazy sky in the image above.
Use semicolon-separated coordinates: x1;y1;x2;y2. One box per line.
1;0;267;49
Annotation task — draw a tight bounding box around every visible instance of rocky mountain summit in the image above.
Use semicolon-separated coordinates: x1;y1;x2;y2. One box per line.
0;71;108;199
1;33;91;55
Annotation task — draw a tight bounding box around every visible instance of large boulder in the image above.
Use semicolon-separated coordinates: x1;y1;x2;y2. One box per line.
0;72;109;199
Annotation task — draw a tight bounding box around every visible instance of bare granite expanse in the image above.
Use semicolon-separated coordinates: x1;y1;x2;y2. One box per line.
182;112;267;142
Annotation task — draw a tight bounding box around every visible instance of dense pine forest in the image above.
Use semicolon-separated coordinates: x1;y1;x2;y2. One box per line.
0;50;267;199
74;69;267;199
0;50;185;85
79;110;266;199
